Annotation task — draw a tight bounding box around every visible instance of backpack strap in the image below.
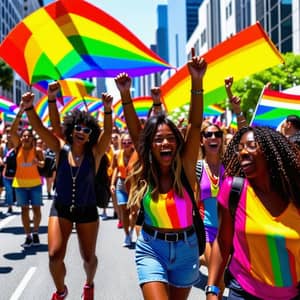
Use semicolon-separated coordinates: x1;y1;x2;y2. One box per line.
229;176;245;219
196;160;203;182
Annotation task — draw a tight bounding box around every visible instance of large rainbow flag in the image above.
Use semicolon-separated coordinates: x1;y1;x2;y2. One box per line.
160;22;284;113
250;87;300;129
0;0;171;85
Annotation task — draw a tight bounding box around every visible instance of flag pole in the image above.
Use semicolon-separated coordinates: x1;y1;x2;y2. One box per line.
249;83;270;126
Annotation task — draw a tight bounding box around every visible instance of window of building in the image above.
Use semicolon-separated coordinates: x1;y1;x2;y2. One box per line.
271;26;279;45
281;17;292;40
281;36;292;53
280;0;292;19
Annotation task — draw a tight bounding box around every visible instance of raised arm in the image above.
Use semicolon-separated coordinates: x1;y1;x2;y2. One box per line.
93;92;113;158
224;76;247;129
147;86;163;118
47;81;64;138
115;73;141;149
183;56;207;183
10;108;24;149
21;92;61;153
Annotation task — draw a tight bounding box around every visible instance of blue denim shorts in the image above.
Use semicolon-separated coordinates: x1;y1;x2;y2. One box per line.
15;185;43;206
116;190;128;205
135;228;200;287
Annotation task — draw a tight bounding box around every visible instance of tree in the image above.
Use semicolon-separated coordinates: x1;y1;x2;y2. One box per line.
231;53;300;121
0;60;13;91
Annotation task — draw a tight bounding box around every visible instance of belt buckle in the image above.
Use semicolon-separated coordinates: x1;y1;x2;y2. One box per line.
164;232;178;242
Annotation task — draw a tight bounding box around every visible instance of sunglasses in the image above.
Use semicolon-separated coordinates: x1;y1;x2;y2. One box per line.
202;131;223;138
234;141;259;154
122;141;132;145
74;125;92;135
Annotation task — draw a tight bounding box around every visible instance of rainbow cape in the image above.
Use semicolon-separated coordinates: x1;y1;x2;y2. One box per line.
0;0;171;84
160;22;284;113
250;87;300;129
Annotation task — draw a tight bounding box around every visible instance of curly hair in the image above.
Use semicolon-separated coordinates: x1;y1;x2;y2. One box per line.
223;126;300;208
127;113;185;207
62;110;101;151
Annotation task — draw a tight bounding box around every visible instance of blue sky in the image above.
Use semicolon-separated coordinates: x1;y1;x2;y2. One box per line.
43;0;167;46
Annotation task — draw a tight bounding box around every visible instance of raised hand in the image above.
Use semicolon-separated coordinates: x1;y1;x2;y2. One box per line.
21;92;35;111
48;81;61;100
102;92;113;111
114;73;132;94
187;56;207;81
150;87;161;105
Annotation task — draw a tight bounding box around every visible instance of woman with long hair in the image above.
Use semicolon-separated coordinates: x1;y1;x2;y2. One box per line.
115;55;207;300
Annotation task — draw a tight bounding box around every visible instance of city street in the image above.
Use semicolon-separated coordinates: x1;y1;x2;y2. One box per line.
0;191;213;300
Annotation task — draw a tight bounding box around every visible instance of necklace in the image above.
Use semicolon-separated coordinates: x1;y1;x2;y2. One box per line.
204;161;220;197
69;154;84;213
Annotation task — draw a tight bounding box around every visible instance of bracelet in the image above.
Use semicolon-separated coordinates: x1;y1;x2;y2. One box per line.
104;111;112;115
205;285;220;296
153;103;162;107
236;111;243;117
122;101;132;106
191;89;204;95
25;106;34;111
48;99;56;103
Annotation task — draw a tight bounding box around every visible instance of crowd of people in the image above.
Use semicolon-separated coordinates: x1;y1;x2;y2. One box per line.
0;54;299;300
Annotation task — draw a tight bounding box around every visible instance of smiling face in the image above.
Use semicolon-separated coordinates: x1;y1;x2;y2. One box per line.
236;130;267;179
201;125;223;156
151;123;177;169
72;123;91;145
21;130;34;149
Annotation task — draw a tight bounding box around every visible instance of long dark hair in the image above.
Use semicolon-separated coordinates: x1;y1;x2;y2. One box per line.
223;126;300;208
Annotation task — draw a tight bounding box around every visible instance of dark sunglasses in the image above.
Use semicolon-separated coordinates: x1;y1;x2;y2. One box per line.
202;131;223;138
74;125;92;135
122;141;132;145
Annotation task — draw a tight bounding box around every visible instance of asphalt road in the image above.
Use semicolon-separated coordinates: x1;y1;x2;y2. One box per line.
0;191;216;300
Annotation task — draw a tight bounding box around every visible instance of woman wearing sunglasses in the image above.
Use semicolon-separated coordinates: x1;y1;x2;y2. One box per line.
206;126;300;300
115;55;207;300
197;121;225;299
20;90;113;300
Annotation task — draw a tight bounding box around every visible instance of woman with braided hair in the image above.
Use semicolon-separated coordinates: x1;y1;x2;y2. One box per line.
206;126;300;300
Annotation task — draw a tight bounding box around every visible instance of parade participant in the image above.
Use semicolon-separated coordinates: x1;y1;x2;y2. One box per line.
281;114;300;147
10;112;45;248
20;90;112;300
115;54;207;300
110;133;135;247
206;126;300;300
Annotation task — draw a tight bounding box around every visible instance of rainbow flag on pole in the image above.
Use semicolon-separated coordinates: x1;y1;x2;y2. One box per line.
160;22;284;113
250;87;300;129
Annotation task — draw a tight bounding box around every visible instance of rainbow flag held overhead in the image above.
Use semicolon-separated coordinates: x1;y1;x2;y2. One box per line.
250;87;300;129
160;22;284;113
0;0;171;85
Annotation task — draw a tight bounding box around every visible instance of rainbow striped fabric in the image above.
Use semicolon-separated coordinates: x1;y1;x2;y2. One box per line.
160;23;284;114
0;0;171;85
251;87;300;129
218;177;300;299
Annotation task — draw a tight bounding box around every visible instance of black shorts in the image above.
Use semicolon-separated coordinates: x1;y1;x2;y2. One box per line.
50;201;99;223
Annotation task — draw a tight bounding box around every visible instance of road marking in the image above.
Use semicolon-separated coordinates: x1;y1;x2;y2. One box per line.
9;267;36;300
0;215;16;231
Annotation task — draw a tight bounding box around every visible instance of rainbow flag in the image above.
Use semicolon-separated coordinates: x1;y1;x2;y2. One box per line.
250;87;300;129
0;96;19;115
34;78;95;99
0;0;171;85
160;23;284;113
113;96;153;119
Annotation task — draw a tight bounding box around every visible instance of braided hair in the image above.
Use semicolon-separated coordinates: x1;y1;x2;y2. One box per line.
223;126;300;208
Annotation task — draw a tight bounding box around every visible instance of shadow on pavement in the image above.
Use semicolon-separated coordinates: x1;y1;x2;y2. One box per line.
0;225;48;235
0;266;13;274
4;244;48;260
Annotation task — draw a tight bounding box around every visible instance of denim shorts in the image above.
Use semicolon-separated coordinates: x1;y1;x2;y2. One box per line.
135;228;200;287
116;189;128;205
15;185;43;206
3;177;14;206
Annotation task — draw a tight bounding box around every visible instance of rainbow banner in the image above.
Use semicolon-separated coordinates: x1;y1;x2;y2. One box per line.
0;96;19;114
34;78;95;98
160;23;284;113
113;96;153;119
0;0;171;85
250;87;300;129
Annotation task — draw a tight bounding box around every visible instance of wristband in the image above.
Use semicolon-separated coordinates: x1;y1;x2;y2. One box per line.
205;285;220;296
122;101;132;106
104;111;112;115
236;111;243;117
48;99;56;103
153;103;162;107
25;106;34;111
191;89;204;95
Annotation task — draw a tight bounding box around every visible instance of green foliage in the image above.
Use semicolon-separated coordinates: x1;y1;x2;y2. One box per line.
231;53;300;121
0;60;13;91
